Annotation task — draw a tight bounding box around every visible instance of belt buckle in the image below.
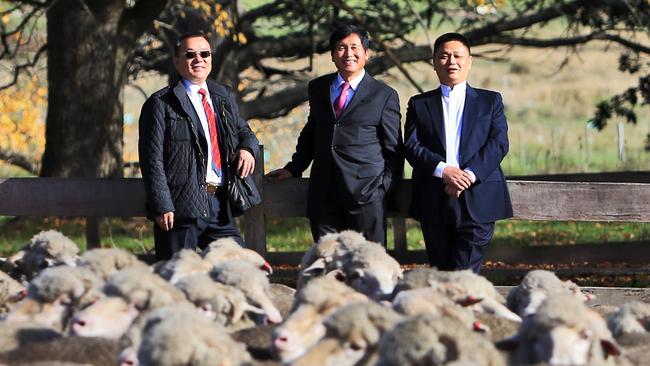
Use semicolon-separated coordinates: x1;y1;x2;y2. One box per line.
206;183;219;194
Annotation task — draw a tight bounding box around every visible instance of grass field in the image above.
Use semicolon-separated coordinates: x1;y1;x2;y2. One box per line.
1;216;649;257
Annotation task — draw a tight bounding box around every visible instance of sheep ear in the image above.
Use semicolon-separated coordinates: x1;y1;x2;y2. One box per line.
479;298;522;323
601;339;621;357
302;258;326;274
459;295;483;306
8;251;25;267
242;303;266;315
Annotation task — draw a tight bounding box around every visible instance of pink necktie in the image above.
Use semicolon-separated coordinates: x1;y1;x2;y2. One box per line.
334;81;350;119
198;88;222;177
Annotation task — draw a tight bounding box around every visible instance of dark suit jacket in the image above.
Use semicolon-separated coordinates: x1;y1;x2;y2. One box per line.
404;84;513;224
139;80;259;220
285;72;403;219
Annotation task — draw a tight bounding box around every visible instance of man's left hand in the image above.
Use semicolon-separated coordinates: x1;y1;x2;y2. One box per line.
237;149;255;178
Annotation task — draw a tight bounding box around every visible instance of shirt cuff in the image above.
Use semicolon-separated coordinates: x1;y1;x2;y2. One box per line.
464;168;476;183
434;162;447;178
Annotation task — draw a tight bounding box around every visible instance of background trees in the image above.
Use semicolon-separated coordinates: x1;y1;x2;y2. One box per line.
0;0;648;176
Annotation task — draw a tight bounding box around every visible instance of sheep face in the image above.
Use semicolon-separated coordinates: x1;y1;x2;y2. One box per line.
345;266;400;301
272;305;326;363
532;326;592;365
70;297;139;339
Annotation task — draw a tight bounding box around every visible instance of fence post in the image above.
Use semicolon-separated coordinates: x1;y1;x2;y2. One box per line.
393;218;407;261
85;217;101;249
244;145;267;256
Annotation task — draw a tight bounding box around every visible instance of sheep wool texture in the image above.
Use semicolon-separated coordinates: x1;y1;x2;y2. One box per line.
376;314;505;366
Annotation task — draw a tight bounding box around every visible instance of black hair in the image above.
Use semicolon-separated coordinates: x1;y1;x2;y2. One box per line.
433;32;471;56
174;32;212;56
329;25;370;53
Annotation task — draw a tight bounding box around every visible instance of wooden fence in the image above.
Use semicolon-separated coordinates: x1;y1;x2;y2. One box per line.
1;152;649;267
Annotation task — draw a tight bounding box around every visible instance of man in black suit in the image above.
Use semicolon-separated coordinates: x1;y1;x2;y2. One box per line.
139;33;259;260
404;32;512;273
266;25;403;245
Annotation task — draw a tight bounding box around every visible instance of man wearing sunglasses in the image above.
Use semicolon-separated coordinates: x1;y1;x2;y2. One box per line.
139;32;259;260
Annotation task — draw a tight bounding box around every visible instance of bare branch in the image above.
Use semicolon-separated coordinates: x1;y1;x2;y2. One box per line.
0;149;39;175
482;32;650;54
240;0;286;23
0;43;46;90
240;79;310;120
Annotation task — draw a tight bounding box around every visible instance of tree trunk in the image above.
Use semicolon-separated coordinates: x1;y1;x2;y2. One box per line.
41;0;128;178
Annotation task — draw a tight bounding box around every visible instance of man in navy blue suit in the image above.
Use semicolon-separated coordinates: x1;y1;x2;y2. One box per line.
404;32;513;273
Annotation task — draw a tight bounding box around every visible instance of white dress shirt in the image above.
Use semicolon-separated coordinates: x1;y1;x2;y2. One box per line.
433;81;476;183
182;79;222;185
329;69;366;109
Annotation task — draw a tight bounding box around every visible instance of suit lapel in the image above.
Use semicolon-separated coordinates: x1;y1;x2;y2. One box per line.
321;73;337;119
338;72;371;121
173;81;206;144
460;84;478;165
425;87;446;148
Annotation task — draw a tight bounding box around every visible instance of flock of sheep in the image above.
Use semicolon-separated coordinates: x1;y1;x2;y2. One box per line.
0;229;649;365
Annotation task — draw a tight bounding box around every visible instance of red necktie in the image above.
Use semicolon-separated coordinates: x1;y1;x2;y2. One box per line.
198;88;222;177
334;81;350;119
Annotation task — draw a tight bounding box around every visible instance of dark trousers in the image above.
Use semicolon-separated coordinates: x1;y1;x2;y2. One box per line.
309;188;386;246
420;194;494;273
153;190;243;261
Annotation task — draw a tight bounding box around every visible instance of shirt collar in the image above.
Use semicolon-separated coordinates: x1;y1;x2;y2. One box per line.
440;81;467;98
182;79;209;96
334;69;365;91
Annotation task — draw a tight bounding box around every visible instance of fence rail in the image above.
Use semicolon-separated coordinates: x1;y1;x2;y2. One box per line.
1;172;649;266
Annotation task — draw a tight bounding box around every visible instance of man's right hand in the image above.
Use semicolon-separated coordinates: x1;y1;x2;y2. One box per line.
441;166;472;191
156;212;174;231
265;168;292;182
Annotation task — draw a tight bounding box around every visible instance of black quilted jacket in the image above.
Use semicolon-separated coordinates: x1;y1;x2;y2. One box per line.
138;80;259;220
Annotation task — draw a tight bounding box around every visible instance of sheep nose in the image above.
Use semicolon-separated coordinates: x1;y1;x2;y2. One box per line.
273;330;290;349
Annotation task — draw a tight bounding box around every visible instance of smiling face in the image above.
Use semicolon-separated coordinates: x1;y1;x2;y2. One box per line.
433;40;472;87
331;33;369;81
173;36;212;84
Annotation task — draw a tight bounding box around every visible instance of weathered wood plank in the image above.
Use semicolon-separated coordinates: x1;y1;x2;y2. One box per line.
2;178;649;222
508;181;650;222
267;241;650;266
486;241;650;265
0;178;146;216
509;171;650;183
263;179;650;222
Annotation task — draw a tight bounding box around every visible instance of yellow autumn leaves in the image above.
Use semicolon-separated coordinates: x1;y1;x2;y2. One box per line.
0;76;46;162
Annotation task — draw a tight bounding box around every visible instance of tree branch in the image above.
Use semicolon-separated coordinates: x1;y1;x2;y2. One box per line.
118;0;170;48
0;43;47;90
240;79;310;120
0;149;39;175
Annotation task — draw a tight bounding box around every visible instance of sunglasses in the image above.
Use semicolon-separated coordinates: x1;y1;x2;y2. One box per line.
184;50;212;59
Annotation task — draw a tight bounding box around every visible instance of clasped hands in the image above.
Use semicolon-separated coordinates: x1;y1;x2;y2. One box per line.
442;166;473;198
